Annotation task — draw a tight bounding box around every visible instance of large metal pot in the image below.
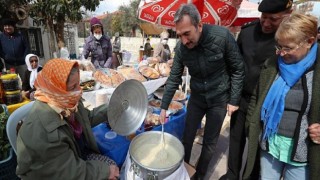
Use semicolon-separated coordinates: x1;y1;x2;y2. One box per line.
129;131;184;180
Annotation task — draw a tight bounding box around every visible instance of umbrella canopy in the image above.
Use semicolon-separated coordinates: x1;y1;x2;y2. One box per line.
139;23;165;35
232;0;260;26
138;0;241;28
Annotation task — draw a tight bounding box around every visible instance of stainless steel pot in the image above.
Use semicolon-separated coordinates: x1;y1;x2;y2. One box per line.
107;79;148;136
129;131;184;180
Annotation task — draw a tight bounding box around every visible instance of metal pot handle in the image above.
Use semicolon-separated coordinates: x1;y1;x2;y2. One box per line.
130;161;141;178
147;172;158;180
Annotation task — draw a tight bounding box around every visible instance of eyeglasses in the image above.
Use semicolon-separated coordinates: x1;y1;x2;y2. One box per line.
275;40;307;55
30;59;38;63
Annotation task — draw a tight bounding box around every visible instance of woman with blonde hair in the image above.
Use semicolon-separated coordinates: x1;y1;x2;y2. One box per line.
245;13;320;180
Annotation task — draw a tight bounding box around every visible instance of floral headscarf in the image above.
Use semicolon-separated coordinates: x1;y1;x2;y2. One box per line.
34;59;82;116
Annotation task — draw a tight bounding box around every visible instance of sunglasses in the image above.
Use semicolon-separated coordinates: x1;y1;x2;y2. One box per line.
30;59;38;63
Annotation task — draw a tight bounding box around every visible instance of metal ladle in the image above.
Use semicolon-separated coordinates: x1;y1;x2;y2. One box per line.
159;123;167;161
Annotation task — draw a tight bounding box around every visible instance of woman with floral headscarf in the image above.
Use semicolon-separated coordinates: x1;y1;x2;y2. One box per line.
16;59;119;180
22;54;42;100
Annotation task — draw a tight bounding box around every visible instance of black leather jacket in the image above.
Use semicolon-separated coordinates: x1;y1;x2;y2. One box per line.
161;24;244;109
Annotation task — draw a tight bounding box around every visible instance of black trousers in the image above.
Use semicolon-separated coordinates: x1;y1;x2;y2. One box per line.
183;95;227;179
224;97;260;180
225;108;247;179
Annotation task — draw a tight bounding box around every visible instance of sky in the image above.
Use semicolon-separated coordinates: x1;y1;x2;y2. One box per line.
94;0;131;15
93;0;320;19
93;0;261;15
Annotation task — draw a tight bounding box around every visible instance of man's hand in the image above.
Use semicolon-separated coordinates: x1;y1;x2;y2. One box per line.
167;59;173;67
108;164;119;180
308;123;320;144
159;109;167;124
227;104;239;116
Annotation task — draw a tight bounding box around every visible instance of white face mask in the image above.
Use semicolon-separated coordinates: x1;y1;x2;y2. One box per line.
94;34;102;40
161;39;168;45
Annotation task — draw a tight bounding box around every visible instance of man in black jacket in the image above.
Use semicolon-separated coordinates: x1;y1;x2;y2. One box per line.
159;4;244;180
0;18;30;82
220;0;293;179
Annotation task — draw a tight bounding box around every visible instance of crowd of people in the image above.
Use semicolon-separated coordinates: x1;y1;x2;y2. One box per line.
1;0;320;179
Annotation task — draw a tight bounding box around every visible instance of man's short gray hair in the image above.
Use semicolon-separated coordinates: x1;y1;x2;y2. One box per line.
174;4;201;27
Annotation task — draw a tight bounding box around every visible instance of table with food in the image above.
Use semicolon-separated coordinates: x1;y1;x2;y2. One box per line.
76;60;191;179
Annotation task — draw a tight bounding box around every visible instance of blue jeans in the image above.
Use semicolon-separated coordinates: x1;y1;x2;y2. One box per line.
260;150;309;180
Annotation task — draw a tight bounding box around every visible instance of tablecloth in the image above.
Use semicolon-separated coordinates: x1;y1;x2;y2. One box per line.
82;77;168;108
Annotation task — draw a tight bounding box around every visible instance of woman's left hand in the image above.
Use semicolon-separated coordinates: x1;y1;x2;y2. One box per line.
308;123;320;144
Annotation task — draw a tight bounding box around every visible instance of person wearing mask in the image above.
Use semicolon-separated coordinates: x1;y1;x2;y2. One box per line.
245;13;320;180
16;59;119;179
111;32;121;69
22;54;42;100
82;17;112;69
144;38;153;58
220;0;293;179
159;4;244;180
152;31;171;63
0;18;30;82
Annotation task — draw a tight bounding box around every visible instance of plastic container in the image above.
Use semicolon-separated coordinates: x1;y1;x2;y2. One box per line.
105;131;117;139
0;148;20;180
5;90;22;105
0;74;20;91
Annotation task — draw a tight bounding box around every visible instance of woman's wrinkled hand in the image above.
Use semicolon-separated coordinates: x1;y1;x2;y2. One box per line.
21;90;30;99
108;164;119;180
308;123;320;144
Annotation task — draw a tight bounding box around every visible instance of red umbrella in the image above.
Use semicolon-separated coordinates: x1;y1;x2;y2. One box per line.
138;0;241;28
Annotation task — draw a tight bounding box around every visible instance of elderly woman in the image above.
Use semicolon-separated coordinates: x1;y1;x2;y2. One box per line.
82;17;112;69
22;54;42;100
244;13;320;180
16;59;119;180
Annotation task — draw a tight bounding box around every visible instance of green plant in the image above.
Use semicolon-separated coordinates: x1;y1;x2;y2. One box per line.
0;104;10;161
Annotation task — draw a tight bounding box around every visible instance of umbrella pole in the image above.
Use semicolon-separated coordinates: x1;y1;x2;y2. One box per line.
142;31;145;45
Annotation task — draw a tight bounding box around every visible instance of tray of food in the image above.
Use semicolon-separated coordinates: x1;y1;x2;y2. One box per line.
168;100;184;115
80;80;95;91
138;66;160;79
145;112;160;126
148;99;161;110
148;99;183;115
154;88;186;102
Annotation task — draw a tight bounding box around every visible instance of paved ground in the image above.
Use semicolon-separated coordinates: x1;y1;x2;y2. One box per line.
189;115;233;180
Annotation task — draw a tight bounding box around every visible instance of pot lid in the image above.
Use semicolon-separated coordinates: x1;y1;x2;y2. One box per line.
107;79;148;136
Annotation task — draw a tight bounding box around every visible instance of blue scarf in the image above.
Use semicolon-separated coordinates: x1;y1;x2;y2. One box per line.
261;43;318;140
